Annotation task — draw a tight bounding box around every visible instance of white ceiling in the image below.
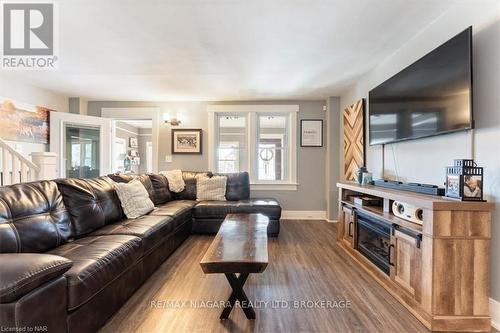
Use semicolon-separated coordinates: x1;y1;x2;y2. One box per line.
6;0;459;101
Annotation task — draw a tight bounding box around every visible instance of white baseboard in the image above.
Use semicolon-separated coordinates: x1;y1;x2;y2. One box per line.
491;297;500;330
281;210;326;220
327;219;338;223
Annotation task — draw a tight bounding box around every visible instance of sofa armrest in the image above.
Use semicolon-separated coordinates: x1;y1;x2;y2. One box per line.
0;253;72;303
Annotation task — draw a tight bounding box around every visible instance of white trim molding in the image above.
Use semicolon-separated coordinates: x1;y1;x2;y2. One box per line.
207;110;215;171
491;297;500;330
115;126;152;137
251;183;299;191
281;210;327;220
207;104;299;113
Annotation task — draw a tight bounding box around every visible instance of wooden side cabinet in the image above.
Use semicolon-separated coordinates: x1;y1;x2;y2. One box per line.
339;204;356;248
390;226;423;303
336;181;495;332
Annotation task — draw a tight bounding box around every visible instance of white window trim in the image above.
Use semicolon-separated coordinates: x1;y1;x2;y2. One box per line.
208;105;298;191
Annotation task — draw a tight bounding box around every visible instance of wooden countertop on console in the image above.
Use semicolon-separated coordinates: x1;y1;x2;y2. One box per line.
337;181;495;211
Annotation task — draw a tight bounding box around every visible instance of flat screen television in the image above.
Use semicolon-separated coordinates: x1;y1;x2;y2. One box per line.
368;27;473;145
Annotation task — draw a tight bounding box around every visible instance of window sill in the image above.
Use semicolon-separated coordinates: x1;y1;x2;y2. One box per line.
250;182;299;191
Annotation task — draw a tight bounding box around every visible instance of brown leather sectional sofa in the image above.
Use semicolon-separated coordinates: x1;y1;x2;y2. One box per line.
0;171;280;333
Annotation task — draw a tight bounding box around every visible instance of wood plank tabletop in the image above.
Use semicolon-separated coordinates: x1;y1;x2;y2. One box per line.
200;213;269;274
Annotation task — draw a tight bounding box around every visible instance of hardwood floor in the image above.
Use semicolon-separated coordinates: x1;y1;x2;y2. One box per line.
100;220;485;333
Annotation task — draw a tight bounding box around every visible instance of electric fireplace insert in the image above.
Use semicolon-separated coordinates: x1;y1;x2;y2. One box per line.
356;212;392;275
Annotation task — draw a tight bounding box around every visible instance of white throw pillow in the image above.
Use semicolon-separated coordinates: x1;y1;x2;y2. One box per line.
114;179;155;219
160;169;185;193
196;174;227;201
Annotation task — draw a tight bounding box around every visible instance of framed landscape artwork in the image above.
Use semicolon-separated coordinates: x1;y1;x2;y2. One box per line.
171;129;202;154
0;97;52;144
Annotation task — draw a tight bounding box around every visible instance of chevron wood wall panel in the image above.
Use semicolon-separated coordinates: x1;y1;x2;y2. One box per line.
343;99;365;181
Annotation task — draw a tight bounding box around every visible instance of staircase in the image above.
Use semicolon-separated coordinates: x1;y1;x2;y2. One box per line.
0;137;40;186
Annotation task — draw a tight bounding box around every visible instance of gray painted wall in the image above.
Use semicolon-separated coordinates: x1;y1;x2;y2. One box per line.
339;2;500;301
88;100;329;211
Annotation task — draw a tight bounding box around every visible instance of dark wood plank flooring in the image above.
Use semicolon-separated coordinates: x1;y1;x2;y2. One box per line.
99;220;467;332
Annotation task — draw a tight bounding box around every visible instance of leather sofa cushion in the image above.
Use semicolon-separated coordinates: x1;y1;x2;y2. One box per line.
193;198;281;220
147;174;173;205
0;181;72;253
213;172;250;201
174;171;208;200
151;200;196;217
48;235;142;310
90;215;175;253
55;177;124;237
108;174;155;202
150;200;195;229
0;253;72;303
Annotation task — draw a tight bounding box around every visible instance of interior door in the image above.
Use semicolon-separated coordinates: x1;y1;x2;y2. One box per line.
50;112;112;178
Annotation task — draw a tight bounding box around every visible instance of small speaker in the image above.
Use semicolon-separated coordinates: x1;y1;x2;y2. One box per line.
392;201;424;225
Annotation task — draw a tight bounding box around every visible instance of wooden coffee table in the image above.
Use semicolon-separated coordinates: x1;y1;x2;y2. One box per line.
200;213;269;320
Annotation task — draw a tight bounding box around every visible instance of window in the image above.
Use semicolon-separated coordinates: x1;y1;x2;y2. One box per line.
216;114;247;173
257;114;288;181
208;105;298;190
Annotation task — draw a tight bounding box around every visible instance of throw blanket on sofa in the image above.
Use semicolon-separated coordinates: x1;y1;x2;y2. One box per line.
160;169;185;193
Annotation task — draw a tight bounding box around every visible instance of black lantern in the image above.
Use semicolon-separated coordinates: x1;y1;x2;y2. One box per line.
445;159;484;201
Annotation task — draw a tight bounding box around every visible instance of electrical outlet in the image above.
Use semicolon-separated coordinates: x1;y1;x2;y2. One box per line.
165;155;172;163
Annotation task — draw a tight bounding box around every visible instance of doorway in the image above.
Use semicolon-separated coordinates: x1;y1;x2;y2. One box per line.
50;111;112;178
111;119;154;174
102;108;160;174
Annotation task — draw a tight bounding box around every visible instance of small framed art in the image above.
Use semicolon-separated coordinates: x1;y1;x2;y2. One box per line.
300;119;323;147
171;129;202;154
129;137;138;148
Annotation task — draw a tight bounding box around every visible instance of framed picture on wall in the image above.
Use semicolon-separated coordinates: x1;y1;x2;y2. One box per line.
129;137;138;148
300;119;323;147
171;129;202;154
0;97;52;144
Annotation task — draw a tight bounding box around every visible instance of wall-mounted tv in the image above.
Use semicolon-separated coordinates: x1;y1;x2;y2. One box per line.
368;27;473;145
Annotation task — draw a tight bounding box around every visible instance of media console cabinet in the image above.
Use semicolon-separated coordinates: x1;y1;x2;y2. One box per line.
337;182;495;332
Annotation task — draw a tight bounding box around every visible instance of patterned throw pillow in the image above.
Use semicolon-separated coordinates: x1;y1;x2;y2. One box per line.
196;174;227;201
160;169;185;193
114;179;155;219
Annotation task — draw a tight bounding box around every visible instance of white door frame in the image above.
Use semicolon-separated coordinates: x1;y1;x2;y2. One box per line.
50;111;112;178
101;107;160;173
146;141;153;173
